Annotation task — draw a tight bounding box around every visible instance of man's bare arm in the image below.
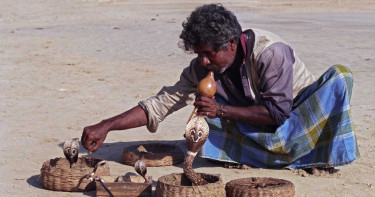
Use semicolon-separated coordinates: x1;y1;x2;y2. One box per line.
81;105;147;154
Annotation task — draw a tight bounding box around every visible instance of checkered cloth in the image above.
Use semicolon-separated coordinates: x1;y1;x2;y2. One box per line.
199;65;360;169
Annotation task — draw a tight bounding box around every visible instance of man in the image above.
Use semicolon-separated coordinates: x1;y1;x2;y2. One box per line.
81;4;359;172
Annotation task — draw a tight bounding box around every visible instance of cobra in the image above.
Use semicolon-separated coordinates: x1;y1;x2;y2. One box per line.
183;115;210;186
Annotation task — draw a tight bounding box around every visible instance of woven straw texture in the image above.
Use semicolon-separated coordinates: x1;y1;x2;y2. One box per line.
40;157;110;192
154;173;226;197
122;143;184;167
225;177;295;197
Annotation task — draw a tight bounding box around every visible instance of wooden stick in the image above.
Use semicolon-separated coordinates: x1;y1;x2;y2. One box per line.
186;107;198;124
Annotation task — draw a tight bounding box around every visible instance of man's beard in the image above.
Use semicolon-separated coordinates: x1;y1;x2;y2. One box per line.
207;63;231;74
218;54;235;74
218;64;231;73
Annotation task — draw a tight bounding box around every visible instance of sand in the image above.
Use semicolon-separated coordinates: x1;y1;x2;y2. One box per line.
1;0;375;196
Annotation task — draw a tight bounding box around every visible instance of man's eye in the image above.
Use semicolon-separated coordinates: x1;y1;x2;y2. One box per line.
205;52;213;57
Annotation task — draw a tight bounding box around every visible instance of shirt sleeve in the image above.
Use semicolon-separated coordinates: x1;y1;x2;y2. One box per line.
257;42;295;126
138;59;199;132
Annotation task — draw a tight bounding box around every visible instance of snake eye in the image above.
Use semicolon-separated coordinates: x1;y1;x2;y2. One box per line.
190;129;195;136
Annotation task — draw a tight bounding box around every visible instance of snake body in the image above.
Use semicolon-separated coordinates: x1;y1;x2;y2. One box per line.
183;115;210;186
183;153;208;185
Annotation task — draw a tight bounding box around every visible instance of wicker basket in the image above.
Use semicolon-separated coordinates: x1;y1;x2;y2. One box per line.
225;177;295;197
39;157;110;192
154;173;226;197
121;143;184;167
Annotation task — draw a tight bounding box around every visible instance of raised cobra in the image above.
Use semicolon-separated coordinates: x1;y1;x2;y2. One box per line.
183;115;210;185
183;70;216;186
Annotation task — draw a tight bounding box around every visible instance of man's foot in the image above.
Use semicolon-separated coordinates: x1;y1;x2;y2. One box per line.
205;158;254;169
304;166;336;175
224;162;253;169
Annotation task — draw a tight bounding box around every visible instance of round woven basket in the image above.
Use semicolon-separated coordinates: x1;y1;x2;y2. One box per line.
39;157;110;192
154;173;226;197
225;177;295;197
121;143;184;167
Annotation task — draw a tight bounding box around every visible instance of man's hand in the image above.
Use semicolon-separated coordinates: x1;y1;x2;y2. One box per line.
81;121;110;154
194;95;219;118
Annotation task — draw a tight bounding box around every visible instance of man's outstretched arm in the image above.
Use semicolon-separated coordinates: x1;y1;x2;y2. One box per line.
81;105;147;154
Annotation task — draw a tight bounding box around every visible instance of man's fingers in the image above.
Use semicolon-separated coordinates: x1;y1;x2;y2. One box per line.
195;96;216;106
195;95;213;102
82;135;95;150
197;110;215;115
197;106;216;115
197;106;213;112
194;96;217;117
199;96;213;102
87;136;98;154
197;111;216;118
89;139;104;154
194;100;213;108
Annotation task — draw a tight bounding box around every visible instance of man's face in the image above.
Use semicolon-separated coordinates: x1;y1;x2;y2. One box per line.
194;42;237;73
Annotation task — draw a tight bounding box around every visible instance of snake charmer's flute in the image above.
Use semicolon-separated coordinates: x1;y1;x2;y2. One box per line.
187;71;216;123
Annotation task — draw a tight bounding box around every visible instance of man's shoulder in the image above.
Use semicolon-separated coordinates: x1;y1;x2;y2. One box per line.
182;57;207;82
243;28;284;43
184;57;200;73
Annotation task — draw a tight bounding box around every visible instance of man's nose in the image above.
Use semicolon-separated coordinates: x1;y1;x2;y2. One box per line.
200;56;210;68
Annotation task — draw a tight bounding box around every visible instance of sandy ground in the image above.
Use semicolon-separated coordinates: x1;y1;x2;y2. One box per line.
1;0;375;196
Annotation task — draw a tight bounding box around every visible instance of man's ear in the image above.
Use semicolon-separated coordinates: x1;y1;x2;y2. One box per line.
229;39;236;51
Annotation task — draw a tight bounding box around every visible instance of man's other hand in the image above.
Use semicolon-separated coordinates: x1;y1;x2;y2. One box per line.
194;95;218;118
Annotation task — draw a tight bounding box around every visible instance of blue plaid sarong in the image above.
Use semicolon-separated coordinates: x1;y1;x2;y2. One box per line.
199;65;360;169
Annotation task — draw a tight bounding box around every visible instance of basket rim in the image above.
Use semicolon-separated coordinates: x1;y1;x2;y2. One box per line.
155;173;226;197
41;157;107;169
226;177;294;186
157;173;223;188
225;177;295;196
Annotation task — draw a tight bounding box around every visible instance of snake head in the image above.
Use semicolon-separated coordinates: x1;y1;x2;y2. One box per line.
63;138;79;166
134;158;147;179
185;115;209;153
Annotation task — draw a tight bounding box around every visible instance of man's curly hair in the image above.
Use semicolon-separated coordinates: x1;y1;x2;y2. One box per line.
179;4;242;52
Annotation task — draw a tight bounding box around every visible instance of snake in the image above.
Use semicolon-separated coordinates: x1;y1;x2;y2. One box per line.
183;115;210;186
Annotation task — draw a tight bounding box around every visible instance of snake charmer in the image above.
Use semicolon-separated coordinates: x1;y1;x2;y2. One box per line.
81;4;359;174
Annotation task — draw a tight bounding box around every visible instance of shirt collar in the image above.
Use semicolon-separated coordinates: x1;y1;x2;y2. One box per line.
240;34;248;61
